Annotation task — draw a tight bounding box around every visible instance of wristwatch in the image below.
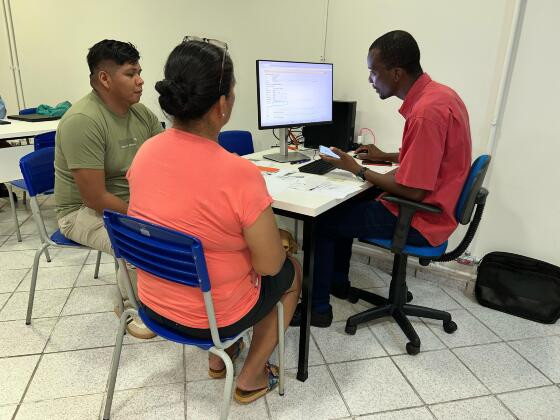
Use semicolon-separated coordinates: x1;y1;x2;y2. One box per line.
356;167;368;181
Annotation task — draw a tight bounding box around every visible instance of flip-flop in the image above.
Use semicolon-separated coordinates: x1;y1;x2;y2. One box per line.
234;362;279;404
208;339;245;379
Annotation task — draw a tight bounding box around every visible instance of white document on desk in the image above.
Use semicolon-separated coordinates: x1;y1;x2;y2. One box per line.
262;170;364;199
308;181;363;199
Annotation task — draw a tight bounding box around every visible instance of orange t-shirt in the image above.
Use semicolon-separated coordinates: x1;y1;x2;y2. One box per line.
127;128;273;329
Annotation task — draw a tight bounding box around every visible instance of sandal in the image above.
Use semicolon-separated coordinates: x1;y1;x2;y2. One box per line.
208;339;245;379
234;362;279;404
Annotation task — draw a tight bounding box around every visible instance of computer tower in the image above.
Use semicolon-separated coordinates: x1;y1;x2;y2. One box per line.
302;100;356;151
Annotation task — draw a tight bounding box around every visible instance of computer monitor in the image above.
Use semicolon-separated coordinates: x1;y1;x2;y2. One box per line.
256;60;333;162
302;100;357;152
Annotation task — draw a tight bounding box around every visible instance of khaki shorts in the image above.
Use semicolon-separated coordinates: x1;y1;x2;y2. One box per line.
58;206;137;301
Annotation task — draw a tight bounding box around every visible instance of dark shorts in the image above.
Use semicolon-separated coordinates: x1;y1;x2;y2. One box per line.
141;257;295;340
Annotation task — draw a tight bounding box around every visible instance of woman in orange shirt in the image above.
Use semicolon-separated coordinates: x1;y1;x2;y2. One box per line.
127;39;302;404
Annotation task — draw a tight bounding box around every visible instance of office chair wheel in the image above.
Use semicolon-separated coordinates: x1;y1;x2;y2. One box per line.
406;291;413;302
345;323;357;335
347;289;359;304
406;342;420;355
443;320;457;334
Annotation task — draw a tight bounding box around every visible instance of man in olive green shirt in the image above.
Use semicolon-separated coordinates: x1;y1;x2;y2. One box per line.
55;40;163;339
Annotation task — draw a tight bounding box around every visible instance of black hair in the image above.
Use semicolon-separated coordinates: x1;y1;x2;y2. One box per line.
87;39;140;75
155;41;234;122
369;30;423;76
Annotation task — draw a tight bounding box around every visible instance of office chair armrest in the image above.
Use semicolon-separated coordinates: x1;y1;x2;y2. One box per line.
381;195;442;253
381;195;442;214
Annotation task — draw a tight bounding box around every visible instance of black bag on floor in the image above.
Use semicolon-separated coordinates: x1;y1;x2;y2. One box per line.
475;252;560;324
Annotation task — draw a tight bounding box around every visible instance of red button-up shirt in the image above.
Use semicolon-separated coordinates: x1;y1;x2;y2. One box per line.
381;73;472;246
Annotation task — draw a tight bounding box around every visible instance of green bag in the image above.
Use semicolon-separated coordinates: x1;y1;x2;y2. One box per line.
36;101;72;117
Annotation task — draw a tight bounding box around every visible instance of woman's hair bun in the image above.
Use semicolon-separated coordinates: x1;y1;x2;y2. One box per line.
155;41;234;122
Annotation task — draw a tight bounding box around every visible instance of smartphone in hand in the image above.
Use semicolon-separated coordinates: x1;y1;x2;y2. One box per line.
319;145;340;159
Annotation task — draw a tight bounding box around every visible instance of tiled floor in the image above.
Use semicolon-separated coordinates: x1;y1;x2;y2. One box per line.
1;196;560;420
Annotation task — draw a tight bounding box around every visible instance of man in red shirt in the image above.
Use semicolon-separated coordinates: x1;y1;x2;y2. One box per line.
291;30;472;328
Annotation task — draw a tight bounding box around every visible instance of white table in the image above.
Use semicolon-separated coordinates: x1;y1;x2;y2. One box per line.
245;149;390;381
0;119;59;182
0;119;59;140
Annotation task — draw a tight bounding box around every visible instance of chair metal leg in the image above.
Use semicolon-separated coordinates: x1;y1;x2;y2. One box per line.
403;304;452;323
94;251;102;279
26;243;49;324
276;301;285;396
209;347;234;420
102;307;136;420
6;183;21;242
43;247;51;262
22;191;27;205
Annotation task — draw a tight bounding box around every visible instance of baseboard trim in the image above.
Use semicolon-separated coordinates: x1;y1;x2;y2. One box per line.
352;242;476;291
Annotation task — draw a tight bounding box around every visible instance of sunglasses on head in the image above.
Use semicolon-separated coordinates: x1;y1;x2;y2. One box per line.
183;36;229;95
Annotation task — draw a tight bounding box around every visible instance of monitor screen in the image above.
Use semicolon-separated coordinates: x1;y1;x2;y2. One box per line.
256;60;333;129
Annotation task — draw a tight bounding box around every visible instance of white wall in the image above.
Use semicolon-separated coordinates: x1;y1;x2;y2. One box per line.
4;0;328;150
3;0;558;265
324;0;514;250
472;0;560;266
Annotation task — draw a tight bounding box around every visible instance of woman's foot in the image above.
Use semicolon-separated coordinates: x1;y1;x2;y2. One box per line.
208;339;244;378
234;363;279;404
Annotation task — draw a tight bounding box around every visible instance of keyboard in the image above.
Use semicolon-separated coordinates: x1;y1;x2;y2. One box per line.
298;159;335;175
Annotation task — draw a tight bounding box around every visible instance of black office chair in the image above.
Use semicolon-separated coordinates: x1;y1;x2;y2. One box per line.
345;155;491;355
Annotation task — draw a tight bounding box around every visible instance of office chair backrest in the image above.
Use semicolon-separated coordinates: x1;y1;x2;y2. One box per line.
455;155;491;225
34;131;56;150
103;210;210;292
19;107;37;115
218;130;254;156
19;147;55;197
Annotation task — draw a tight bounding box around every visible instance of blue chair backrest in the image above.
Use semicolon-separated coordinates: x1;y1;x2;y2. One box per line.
103;210;211;292
455;155;491;225
34;131;56;150
218;130;254;156
19;147;55;197
19;107;37;115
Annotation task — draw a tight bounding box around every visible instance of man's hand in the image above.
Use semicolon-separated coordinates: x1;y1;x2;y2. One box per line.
319;147;362;175
354;144;387;161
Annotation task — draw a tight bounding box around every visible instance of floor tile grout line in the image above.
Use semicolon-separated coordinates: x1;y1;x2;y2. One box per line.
13;381;187;408
441;285;560;349
11;352;44;419
501;339;557;388
182;346;188;420
0;266;32;315
315;331;353;418
39;261;91;355
387;354;429;407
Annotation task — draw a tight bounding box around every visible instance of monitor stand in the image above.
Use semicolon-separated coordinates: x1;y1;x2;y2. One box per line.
263;128;309;163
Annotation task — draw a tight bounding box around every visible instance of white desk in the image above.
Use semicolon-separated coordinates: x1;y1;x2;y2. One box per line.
245;149;392;381
0;119;58;183
0;119;59;140
0;145;34;183
246;149;374;217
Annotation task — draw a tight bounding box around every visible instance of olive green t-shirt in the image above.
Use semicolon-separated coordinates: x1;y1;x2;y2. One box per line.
54;91;163;218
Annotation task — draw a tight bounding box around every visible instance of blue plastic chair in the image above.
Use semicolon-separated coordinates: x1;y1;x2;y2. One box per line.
8;130;57;241
345;155;491;355
20;147;104;324
101;210;285;420
218;130;254;156
19;107;37;115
